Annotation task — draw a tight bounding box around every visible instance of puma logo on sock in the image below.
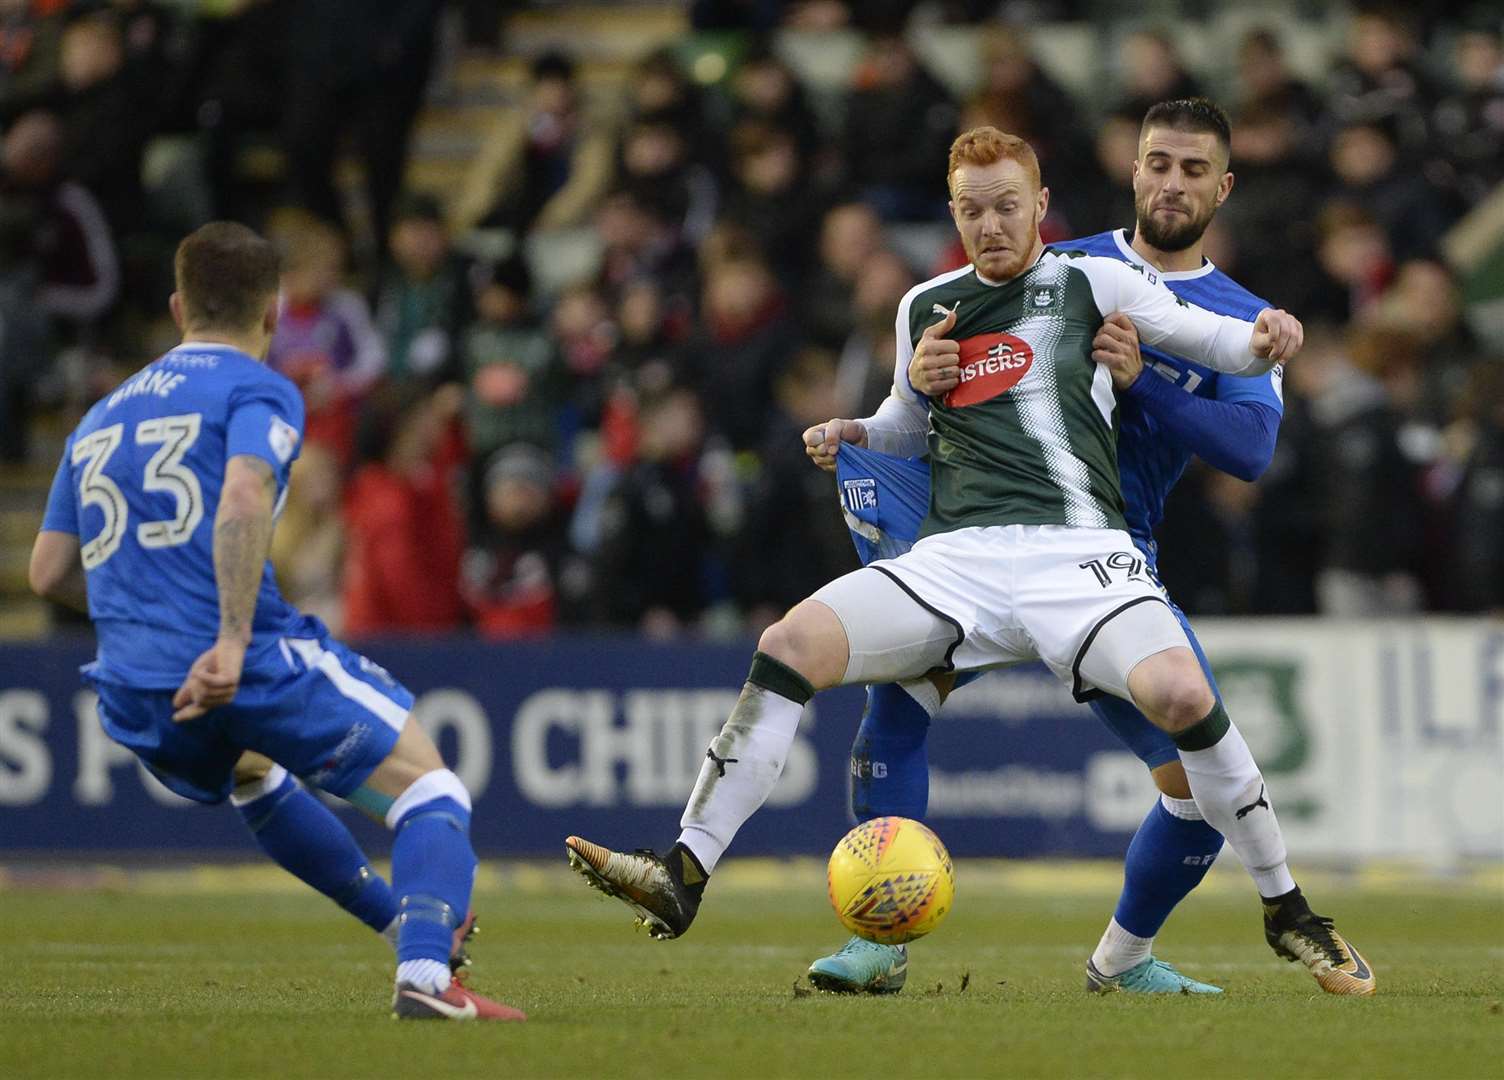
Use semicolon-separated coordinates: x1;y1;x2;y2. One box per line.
706;748;739;777
1235;784;1269;820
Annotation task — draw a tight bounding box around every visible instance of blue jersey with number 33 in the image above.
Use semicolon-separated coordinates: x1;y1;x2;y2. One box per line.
41;343;307;688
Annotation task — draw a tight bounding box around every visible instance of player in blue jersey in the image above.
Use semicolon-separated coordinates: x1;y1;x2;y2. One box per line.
28;222;523;1022
804;99;1374;996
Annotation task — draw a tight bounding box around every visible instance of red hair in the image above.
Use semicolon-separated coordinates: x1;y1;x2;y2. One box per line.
947;126;1041;193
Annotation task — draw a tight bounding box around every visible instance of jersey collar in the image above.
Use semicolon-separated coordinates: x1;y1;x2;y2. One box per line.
1113;228;1216;281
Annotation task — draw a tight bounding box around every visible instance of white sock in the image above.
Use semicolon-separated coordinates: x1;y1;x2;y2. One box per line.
381;916;400;951
1091;918;1153;978
1177;720;1297;898
678;681;806;874
395;958;451;994
897;675;943;717
1158;792;1203;820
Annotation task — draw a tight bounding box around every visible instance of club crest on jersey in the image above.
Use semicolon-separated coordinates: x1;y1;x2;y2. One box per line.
944;332;1035;407
1030;287;1056;308
842;477;877;513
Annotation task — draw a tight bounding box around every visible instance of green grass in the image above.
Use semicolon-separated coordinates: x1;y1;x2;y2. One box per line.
1;861;1500;1079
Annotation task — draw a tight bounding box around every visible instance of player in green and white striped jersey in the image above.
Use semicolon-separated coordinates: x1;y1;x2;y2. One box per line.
563;132;1362;995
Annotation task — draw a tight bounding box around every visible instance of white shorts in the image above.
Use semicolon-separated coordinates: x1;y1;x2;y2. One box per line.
810;524;1191;701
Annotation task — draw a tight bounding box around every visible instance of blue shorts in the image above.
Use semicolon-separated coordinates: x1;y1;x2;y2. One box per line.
87;633;410;805
837;443;1219;771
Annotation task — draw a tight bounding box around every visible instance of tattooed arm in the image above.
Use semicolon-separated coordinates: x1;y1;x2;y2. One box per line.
172;455;276;721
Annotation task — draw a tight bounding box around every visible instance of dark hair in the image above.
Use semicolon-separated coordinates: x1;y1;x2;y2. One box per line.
531;50;574;83
173;221;280;332
1141;97;1232;155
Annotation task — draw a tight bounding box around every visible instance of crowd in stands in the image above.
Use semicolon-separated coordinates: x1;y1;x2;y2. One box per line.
5;0;1503;635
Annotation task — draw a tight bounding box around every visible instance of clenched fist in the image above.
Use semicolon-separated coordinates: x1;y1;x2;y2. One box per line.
1251;308;1303;364
803;418;868;472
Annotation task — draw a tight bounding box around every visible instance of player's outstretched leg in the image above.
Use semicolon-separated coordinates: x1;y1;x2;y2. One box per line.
563;649;808;939
1128;651;1376;996
231;752;478;974
349;722;524;1021
808;680;934;992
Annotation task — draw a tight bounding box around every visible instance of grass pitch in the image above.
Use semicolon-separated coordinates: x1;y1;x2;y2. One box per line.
1;860;1499;1080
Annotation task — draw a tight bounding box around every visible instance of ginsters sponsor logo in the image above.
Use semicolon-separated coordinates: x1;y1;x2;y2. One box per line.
944;333;1035;407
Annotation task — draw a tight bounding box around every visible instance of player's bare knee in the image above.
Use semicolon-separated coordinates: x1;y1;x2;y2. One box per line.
1132;650;1215;732
757;601;845;688
1152;760;1193;800
232;751;274;787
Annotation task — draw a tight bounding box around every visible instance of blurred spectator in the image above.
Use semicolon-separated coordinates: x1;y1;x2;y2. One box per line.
690;250;797;450
627;48;710;163
1443;363;1504;612
1326;5;1439;149
1234;27;1324;128
736;348;860;625
1374;259;1478;423
0;199;46;461
282;0;443;248
1303;321;1427;615
48;12;159;237
461;443;578;637
1309;201;1394;324
729;46;821;162
550;279;617;422
343;383;467;636
0;108;117;329
834;248;912;417
269;443;345;631
802;201;883;348
610;276;687;397
592;387;712;635
267;213;383;465
842;33;957;220
1431;21;1504;206
1114;29;1203;118
376;192;470;384
595;187;697;316
617;110;718;246
451;50;614;235
461;253;559;461
1075;108;1140;237
1328;118;1455;261
0;0;63;109
720;120;822;280
1219;104;1323;310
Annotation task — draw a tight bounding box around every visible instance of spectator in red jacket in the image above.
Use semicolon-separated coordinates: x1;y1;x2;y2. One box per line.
342;383;467;636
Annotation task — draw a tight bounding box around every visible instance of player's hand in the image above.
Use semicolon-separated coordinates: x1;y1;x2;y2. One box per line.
1092;312;1144;391
1251;308;1303;364
172;637;248;722
907;304;960;396
803;418;868;472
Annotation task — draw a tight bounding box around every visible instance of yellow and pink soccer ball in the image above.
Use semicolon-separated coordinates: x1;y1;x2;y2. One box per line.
826;816;955;944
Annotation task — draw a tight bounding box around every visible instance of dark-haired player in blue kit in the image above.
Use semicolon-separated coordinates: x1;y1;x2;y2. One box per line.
28;222;524;1022
807;100;1374;996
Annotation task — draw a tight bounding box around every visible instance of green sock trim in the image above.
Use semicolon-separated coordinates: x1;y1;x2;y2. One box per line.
747;651;815;705
1172;701;1231;752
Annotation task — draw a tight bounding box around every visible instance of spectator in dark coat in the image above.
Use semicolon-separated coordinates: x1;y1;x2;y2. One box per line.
592;387;712;635
376;193;471;384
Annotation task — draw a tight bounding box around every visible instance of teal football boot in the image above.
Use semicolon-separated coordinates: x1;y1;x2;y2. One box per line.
807;936;908;993
1085;956;1222;994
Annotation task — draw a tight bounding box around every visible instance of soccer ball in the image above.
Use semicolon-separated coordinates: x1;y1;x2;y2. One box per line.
826;816;955;944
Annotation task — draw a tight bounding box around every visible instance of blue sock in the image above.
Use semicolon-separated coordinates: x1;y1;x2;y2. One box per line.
390;790;477;966
235;770;397;934
1112;798;1225;938
849;682;932;822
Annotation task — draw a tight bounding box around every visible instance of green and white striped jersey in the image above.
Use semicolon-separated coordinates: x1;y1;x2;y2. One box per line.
861;250;1269;536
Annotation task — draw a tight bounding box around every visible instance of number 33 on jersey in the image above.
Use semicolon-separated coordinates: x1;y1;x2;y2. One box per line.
40;343;306;687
